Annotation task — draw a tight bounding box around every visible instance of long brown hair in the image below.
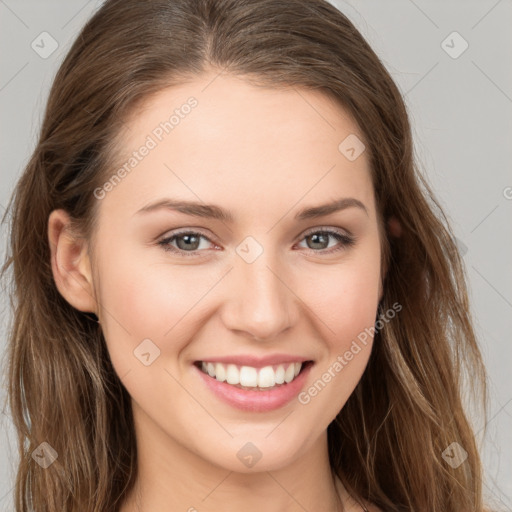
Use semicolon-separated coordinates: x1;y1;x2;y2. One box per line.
1;0;491;510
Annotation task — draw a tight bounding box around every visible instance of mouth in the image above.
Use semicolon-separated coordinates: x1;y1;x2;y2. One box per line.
193;358;315;412
193;360;314;391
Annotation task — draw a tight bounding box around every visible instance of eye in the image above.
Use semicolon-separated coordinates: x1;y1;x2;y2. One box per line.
157;227;356;257
295;227;356;255
158;230;217;257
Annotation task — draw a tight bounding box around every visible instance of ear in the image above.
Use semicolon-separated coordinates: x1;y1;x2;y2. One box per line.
48;209;97;314
386;215;402;238
378;215;402;302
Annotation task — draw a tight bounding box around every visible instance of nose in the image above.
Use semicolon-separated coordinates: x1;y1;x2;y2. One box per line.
220;249;298;341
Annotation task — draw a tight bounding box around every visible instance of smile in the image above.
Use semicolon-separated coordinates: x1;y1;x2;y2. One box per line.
197;361;305;390
193;359;314;412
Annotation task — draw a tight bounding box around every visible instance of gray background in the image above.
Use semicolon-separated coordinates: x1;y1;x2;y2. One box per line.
0;0;510;510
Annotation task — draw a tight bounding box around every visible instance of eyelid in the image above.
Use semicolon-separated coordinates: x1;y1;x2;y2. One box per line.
299;225;354;239
159;227;216;242
158;225;352;243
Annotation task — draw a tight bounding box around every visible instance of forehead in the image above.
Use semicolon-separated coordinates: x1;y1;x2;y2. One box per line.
103;72;375;221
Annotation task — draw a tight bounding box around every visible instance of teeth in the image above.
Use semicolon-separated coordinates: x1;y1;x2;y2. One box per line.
275;365;285;384
284;363;295;383
199;361;305;389
258;366;275;388
226;364;239;385
240;366;258;387
215;363;226;382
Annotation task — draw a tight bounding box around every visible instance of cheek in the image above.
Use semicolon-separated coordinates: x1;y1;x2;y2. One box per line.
296;266;379;418
299;243;380;393
92;245;172;368
305;248;381;346
94;258;206;422
95;243;221;375
97;238;203;333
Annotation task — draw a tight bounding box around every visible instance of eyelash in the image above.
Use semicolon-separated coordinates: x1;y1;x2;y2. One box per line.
157;227;356;258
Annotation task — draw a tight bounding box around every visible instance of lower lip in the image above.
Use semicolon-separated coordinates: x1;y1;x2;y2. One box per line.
194;362;313;412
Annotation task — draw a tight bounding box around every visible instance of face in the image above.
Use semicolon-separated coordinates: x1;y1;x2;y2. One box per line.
86;72;383;473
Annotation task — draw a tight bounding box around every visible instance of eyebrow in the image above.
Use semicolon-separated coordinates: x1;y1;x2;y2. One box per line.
134;197;368;222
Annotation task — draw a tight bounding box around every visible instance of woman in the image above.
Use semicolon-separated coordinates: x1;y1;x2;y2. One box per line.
0;0;492;511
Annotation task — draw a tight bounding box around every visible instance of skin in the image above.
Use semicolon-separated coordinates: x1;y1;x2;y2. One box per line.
48;71;389;512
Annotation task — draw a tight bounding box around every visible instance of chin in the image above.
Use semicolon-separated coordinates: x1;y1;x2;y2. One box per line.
192;428;315;474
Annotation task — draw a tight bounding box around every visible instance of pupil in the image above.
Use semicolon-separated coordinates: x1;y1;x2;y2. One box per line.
177;234;199;250
309;233;327;249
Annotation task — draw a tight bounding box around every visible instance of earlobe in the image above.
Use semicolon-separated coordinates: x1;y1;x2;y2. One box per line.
47;209;97;314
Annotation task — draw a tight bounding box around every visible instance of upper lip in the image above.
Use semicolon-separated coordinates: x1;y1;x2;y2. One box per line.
195;354;313;368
